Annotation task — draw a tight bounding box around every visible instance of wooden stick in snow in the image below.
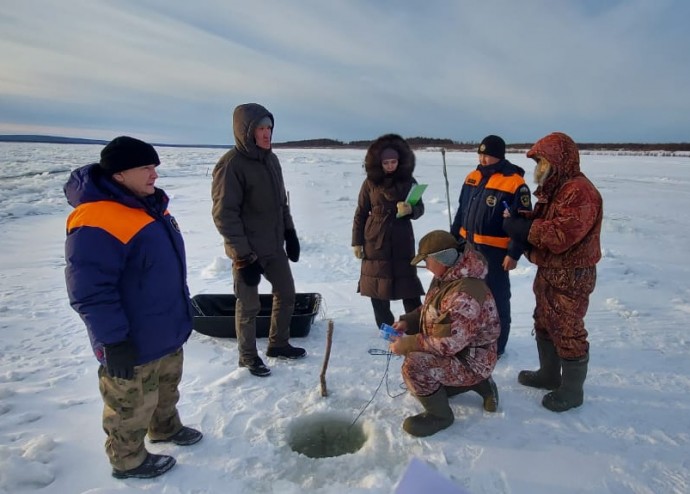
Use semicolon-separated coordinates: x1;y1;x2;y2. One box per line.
320;320;334;397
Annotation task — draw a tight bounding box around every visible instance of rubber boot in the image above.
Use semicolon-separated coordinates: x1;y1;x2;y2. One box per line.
542;354;589;412
518;337;561;390
471;376;499;412
445;385;470;397
403;387;454;437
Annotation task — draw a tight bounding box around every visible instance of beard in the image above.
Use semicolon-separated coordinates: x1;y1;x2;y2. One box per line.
534;159;552;186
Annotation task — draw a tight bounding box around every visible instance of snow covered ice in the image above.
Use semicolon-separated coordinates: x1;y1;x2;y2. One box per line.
1;142;689;493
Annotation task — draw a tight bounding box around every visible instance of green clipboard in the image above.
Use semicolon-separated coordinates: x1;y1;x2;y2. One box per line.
405;183;427;206
397;184;427;217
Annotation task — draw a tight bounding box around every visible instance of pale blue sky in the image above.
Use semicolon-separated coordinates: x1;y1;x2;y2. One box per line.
1;0;688;145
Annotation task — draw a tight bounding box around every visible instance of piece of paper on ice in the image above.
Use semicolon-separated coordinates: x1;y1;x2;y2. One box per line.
394;457;470;494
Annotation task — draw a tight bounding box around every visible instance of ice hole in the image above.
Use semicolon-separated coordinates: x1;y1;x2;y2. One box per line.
288;413;367;458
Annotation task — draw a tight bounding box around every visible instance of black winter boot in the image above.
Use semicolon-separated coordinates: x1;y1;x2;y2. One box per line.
403;387;454;437
518;337;561;390
150;426;203;446
471;376;499;412
266;344;306;360
112;453;176;479
542;354;589;412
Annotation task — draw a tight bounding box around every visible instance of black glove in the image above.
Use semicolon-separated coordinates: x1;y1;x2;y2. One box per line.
103;341;137;380
284;229;300;262
239;260;264;286
502;216;533;245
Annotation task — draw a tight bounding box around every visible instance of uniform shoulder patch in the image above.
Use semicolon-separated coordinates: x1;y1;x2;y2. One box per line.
518;185;532;208
170;216;181;233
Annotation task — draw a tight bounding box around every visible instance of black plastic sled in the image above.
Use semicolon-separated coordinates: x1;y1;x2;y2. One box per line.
191;293;321;338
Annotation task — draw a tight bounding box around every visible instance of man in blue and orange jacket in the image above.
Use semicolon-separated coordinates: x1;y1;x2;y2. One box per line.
450;135;532;357
64;136;201;480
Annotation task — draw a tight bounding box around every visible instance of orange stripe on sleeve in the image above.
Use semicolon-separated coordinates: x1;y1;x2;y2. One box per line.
460;227;510;249
471;233;510;249
66;201;155;244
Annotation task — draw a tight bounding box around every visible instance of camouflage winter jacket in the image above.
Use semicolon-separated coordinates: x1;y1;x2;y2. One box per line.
525;132;603;268
400;245;500;375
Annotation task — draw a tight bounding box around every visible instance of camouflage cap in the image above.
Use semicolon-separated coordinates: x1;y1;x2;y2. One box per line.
410;230;463;266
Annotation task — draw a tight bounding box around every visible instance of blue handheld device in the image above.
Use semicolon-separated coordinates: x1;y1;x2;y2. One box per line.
379;323;398;342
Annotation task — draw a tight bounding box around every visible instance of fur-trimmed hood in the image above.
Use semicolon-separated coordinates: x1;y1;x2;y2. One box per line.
363;134;415;185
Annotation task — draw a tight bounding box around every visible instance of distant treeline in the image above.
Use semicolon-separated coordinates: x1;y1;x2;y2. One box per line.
273;137;690;152
274;137;459;149
1;134;688;152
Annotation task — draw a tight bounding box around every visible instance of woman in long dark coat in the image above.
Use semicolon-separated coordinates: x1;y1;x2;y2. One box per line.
352;134;425;329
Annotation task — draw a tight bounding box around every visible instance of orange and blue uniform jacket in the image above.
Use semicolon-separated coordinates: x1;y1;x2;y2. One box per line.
451;159;532;259
64;163;193;366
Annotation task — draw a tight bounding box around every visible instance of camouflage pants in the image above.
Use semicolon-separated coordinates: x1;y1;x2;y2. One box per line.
99;348;184;470
401;351;491;397
533;267;596;359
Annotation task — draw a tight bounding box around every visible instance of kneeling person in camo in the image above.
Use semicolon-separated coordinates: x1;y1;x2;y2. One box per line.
389;231;501;437
64;136;202;479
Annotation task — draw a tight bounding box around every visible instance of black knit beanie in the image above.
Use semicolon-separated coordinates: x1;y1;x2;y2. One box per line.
99;136;160;175
478;135;506;160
